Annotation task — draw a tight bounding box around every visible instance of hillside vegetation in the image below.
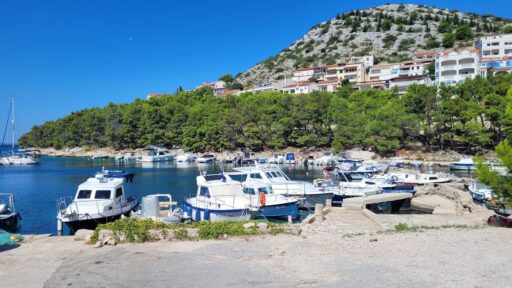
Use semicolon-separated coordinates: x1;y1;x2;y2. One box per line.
19;74;512;154
237;4;512;86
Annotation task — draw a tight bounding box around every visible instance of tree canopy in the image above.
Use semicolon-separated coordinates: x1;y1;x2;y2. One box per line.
19;74;512;154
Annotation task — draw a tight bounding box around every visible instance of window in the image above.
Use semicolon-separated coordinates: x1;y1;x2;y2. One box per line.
95;190;111;199
271;172;279;177
199;187;210;197
276;172;285;178
115;188;123;198
494;61;501;68
243;187;256;195
77;190;92;199
507;61;512;67
266;172;273;178
258;187;272;194
505;49;512;55
250;173;262;179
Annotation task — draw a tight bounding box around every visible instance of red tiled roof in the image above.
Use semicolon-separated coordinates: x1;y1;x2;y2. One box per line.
317;79;340;85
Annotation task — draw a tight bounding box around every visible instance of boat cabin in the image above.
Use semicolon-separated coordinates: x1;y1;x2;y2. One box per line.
74;176;126;202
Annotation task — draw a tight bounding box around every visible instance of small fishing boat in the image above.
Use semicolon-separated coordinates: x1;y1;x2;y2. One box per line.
197;154;216;163
221;172;301;219
182;174;259;222
387;172;452;185
467;181;494;202
137;146;174;162
0;193;21;231
268;153;284;164
56;172;138;233
285;152;296;164
233;164;333;209
449;158;475;170
176;152;197;162
90;155;109;160
313;152;336;166
131;194;183;224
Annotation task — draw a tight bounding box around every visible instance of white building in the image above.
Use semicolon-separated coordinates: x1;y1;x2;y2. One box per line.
368;63;400;81
349;55;374;68
282;81;318;94
476;34;512;60
252;80;288;93
291;67;325;82
435;49;480;86
389;75;432;94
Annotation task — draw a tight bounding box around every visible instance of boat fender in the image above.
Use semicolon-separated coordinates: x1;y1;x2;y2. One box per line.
259;193;266;207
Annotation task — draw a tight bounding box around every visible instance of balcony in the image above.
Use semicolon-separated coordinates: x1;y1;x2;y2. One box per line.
441;60;457;67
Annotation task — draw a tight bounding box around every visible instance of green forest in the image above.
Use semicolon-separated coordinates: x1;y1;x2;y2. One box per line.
19;74;512;154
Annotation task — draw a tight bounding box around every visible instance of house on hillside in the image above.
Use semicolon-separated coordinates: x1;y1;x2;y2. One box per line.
282;81;318;94
388;75;432;94
435;49;480;86
195;80;227;96
291;67;326;82
476;34;512;77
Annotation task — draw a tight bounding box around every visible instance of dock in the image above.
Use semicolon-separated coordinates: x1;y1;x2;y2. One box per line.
342;192;414;210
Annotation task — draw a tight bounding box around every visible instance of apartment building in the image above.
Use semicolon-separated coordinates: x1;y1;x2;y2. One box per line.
476;34;512;59
435;49;480;86
291;67;325;82
282;81;318;94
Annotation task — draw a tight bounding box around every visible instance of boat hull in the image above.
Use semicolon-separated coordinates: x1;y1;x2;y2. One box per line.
0;212;20;232
257;201;299;219
182;202;255;222
63;213;128;233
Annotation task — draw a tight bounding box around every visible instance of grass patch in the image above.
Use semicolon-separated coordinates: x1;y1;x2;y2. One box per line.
388;223;482;234
91;218;290;244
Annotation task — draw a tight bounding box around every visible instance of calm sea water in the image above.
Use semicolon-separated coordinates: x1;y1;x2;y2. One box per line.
0;156;326;235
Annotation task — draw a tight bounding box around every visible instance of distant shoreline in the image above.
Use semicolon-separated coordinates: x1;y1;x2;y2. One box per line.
30;146;498;164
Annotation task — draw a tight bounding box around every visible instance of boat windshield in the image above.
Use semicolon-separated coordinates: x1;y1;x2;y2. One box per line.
258;186;273;194
77;190;92;199
243;187;256;195
94;190;111;199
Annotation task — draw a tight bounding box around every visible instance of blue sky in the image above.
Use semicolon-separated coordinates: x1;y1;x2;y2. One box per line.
0;0;511;142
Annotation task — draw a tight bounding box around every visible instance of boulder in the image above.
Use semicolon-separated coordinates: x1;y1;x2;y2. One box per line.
107;238;117;246
97;229;114;242
243;222;256;229
257;222;268;230
93;241;103;248
74;229;94;241
186;228;199;238
148;229;163;241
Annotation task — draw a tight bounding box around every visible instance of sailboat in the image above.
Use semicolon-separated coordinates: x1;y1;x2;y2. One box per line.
1;97;39;165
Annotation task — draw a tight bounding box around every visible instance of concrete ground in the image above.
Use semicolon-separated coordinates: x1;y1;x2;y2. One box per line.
1;210;511;288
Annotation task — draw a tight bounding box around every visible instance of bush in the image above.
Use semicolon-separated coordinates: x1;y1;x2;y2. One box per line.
442;33;456;48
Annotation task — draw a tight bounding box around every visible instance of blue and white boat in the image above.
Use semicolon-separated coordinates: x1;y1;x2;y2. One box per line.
182;173;259;222
449;158;475;170
468;181;495;202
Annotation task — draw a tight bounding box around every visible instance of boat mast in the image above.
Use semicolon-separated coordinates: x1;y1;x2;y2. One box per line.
11;96;15;150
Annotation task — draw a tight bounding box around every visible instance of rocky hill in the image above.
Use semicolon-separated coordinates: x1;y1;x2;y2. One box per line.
236;4;511;86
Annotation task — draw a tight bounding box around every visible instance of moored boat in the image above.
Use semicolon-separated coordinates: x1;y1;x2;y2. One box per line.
56;173;138;233
449;158;475;170
233;164;333;208
0;193;21;231
197;154;216;163
137;146;174;162
387;172;452;185
467;181;494;202
176;152;197;162
181;174;259;221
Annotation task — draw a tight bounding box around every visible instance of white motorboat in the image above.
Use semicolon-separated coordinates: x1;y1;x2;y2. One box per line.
196;154;215;163
388;157;405;167
0;193;21;231
313;152;337;166
221;172;301;219
449;158;475;170
468;181;495;202
182;174;259;222
233;164;333;208
269;153;285;164
56;173;139;233
176;152;197;162
1;97;39;166
387;172;453;185
137;146;174;162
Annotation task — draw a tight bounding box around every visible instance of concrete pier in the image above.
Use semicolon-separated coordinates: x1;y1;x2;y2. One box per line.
342;193;414;210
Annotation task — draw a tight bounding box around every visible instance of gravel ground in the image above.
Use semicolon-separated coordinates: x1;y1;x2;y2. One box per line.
1;227;511;288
